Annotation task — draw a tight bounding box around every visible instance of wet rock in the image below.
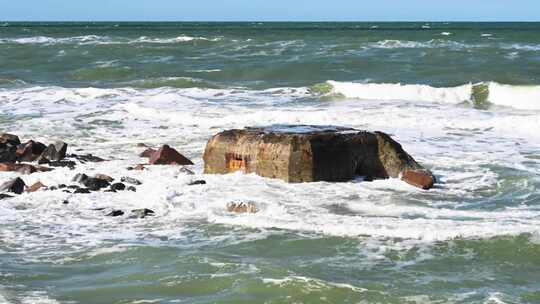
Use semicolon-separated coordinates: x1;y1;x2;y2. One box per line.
27;182;47;193
121;177;142;185
0;144;18;163
16;140;47;162
203;125;435;189
94;174;114;183
106;210;124;217
110;183;126;191
127;186;136;192
74;188;91;194
104;189;116;193
68;153;105;163
136;143;150;147
226;202;258;214
0;193;13;200
130;208;155;219
72;173;89;183
63;190;72;193
0;163;53;174
149;145;193;165
188;180;206;186
401;170;435;190
37;141;68;163
72;173;110;191
127;164;146;171
62;200;69;205
47;160;76;169
180;166;195;175
139;148;156;158
67;185;81;189
0;177;26;195
58;184;67;188
0;134;20;146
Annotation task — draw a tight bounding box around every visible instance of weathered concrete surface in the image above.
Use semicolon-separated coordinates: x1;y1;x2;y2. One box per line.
203;125;435;189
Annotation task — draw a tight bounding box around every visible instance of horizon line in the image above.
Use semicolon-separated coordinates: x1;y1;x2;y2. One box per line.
2;20;540;23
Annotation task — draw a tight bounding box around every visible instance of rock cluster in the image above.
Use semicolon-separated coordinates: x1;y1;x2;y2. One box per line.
203;125;435;190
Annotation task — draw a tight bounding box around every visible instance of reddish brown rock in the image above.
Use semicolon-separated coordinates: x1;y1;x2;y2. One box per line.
226;202;258;214
203;125;435;189
139;148;156;158
149;145;193;165
16;140;47;162
401;170;435;190
27;181;47;193
0;163;53;174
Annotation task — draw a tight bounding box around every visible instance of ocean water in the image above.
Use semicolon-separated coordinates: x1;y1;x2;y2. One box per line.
1;22;540;303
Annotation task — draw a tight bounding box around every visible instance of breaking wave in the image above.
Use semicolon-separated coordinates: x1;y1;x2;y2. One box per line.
0;35;221;45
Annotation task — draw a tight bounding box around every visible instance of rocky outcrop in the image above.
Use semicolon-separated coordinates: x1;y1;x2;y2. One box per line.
203;125;435;189
149;145;193;165
16;140;47;162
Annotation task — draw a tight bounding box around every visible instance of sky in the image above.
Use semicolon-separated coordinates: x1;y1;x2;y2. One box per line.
1;0;539;22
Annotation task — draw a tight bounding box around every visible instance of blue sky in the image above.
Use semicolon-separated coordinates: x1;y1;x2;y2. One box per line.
2;0;539;21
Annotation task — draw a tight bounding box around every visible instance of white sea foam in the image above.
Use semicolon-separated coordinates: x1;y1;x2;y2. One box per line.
369;39;474;49
0;35;221;45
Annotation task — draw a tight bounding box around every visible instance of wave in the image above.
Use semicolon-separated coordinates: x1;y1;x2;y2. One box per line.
368;39;477;49
322;81;540;110
0;35;221;45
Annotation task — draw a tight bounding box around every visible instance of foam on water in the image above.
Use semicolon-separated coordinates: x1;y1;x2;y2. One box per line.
0;35;221;45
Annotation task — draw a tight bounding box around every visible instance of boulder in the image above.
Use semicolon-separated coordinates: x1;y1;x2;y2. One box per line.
149;145;193;165
94;174;114;183
0;134;20;146
72;173;110;191
16;140;47;162
27;182;47;193
226;202;258;214
203;125;435;189
121;177;142;185
401;170;435;190
139;148;156;158
0;163;53;174
110;183;126;191
0;177;26;194
0;143;18;163
37;141;68;163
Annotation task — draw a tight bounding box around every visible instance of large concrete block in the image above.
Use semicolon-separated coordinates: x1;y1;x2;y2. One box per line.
203;125;435;189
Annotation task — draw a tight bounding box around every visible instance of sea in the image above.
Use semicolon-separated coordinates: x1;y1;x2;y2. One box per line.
1;22;540;304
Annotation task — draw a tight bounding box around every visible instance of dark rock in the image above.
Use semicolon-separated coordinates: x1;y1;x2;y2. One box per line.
27;182;46;193
74;188;91;194
58;184;67;189
83;178;110;191
0;177;26;194
63;190;72;193
37;141;68;163
203;125;435;189
110;183;126;191
127;186;136;192
0;163;53;174
72;173;89;183
106;210;124;217
16;140;47;162
139;148;156;158
149;145;193;165
48;186;58;191
62;200;69;204
67;153;105;163
130;208;155;218
67;185;81;189
104;189;116;193
47;160;76;169
121;177;142;185
0;144;18;163
188;180;206;186
0;193;13;200
180;167;195;175
0;134;20;146
401;170;435;190
226;202;258;214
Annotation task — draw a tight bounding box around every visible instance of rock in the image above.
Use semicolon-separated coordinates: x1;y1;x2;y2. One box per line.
127;164;146;171
0;144;18;163
149;145;193;165
203;125;435;189
130;208;155;219
0;163;53;174
67;185;81;189
16;140;47;162
110;183;126;191
136;143;149;147
62;200;69;205
121;177;142;185
180;167;195;175
27;182;46;193
0;193;13;200
127;186;136;192
106;210;124;217
226;202;258;214
401;170;435;190
68;154;105;163
74;188;91;194
139;148;156;158
0;134;20;146
72;173;89;183
72;173;110;191
94;174;114;182
0;177;26;194
188;180;206;186
47;160;76;169
37;141;68;163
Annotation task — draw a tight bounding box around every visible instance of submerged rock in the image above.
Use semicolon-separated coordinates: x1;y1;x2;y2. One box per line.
68;153;105;163
121;177;142;185
179;166;195;175
110;183;126;191
106;210;124;217
203;125;435;189
0;177;26;194
72;173;110;190
130;208;155;219
47;160;76;169
0;193;13;200
74;188;91;194
188;180;206;186
226;202;258;214
127;186;136;192
149;145;193;165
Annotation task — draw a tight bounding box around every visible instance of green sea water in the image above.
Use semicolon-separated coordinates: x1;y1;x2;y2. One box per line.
1;22;540;304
